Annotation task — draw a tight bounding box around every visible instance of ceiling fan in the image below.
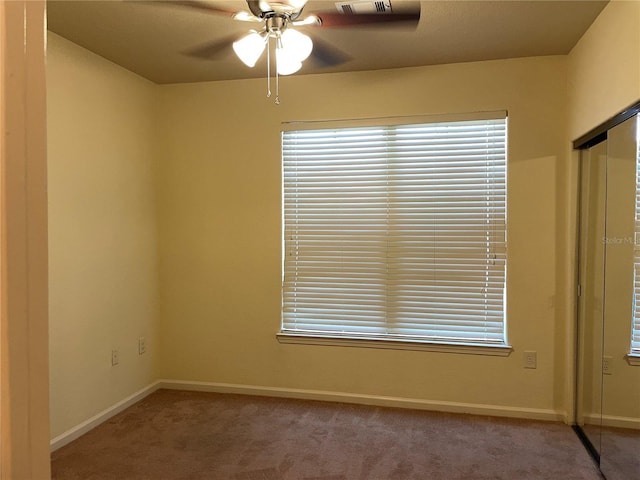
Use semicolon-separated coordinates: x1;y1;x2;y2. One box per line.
148;0;421;103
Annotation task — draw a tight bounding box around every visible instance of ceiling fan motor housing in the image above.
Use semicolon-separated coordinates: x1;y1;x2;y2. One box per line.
265;14;288;34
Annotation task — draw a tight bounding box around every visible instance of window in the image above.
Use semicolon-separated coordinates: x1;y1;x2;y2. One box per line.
632;119;640;358
281;113;508;352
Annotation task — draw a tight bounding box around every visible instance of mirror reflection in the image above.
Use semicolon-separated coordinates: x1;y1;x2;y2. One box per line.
577;139;607;457
576;114;640;480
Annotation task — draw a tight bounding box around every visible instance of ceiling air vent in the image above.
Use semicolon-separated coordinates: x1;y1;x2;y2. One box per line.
335;1;392;14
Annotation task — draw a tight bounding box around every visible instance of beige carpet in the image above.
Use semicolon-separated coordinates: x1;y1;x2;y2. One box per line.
51;389;602;480
601;425;640;480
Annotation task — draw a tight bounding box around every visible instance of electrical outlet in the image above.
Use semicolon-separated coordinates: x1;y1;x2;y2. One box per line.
138;337;146;355
111;349;119;366
524;351;537;369
603;355;613;375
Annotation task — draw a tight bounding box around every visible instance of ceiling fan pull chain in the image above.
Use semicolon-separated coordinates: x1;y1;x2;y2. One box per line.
266;37;272;99
275;59;280;105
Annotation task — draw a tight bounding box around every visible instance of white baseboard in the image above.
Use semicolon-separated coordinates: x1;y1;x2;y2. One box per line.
50;381;161;452
584;413;640;430
50;379;567;452
158;379;565;422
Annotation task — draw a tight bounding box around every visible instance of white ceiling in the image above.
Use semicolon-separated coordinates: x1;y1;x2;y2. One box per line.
47;0;608;84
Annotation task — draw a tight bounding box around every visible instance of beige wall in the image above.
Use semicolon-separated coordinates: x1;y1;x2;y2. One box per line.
564;0;640;426
568;0;640;140
47;33;160;439
44;0;640;442
559;0;640;424
157;56;569;416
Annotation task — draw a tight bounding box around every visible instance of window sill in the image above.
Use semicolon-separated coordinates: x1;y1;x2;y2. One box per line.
276;333;513;357
626;354;640;366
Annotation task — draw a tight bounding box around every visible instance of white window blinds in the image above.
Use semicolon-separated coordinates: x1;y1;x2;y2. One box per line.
633;123;640;356
282;115;507;347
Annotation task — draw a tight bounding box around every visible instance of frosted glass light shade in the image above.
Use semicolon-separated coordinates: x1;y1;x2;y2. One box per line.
276;48;302;75
280;29;313;62
233;31;266;67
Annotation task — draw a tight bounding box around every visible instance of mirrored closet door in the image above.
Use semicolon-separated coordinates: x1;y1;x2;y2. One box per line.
576;113;640;480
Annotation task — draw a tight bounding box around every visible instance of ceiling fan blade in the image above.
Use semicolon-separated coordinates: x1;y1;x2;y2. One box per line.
139;1;238;16
310;37;352;67
183;35;238;60
246;0;265;17
317;6;420;29
246;0;310;19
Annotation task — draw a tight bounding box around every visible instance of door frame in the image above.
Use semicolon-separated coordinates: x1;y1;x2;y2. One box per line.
0;1;50;478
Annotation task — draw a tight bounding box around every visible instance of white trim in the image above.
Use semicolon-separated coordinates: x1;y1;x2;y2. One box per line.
281;110;508;131
158;379;563;422
626;353;640;366
48;378;567;452
277;333;512;356
602;414;640;430
49;381;161;452
584;413;640;430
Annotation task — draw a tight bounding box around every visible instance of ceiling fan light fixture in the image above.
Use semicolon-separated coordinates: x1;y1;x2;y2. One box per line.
276;48;302;75
232;31;267;67
280;29;313;62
